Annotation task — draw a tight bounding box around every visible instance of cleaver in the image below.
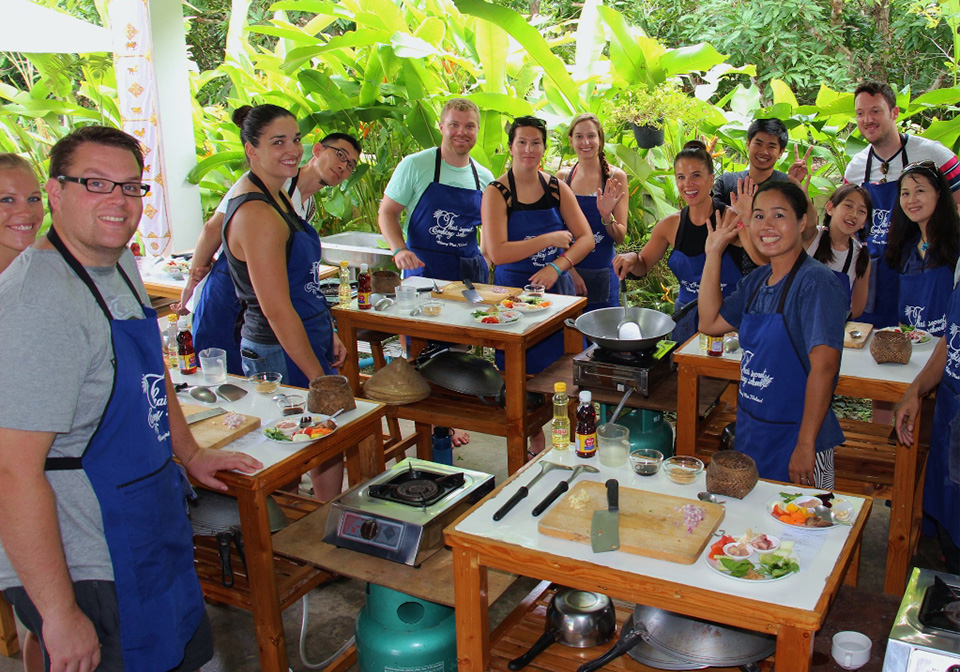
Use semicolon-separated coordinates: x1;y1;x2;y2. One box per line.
461;277;484;304
185;407;227;425
590;479;620;552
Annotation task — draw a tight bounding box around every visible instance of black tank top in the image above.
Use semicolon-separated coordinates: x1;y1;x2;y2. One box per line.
674;198;745;269
491;170;561;214
221;175;305;344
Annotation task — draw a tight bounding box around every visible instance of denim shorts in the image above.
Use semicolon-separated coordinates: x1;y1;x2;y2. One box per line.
240;338;289;380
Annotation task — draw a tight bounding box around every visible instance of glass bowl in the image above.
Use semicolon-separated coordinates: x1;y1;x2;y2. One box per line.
249;371;282;395
629;448;664;476
419;298;444;317
663;455;704;485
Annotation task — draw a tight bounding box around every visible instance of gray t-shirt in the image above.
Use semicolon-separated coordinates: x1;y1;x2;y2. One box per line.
0;246;148;589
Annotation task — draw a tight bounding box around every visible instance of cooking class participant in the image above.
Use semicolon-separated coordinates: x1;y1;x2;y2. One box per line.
222;103;355;502
844;81;960;328
555;113;627;310
482;115;594;455
801;184;873;318
379;98;494;283
885;162;959;336
699;181;847;487
175;126;361;376
0;153;44;275
0;125;261;672
613;140;746;346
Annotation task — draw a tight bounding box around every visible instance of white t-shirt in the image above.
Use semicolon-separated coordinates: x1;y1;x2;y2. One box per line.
383;148;495;222
215;172;313;220
844;134;960;190
805;227;863;291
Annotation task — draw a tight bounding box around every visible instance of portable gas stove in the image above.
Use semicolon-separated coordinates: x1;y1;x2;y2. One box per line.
323;458;495;566
573;343;675;398
883;568;960;672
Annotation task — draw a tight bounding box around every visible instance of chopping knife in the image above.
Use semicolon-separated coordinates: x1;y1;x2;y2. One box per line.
185;407;227;425
461;277;484;304
531;465;599;517
590;480;620;552
493;462;572;520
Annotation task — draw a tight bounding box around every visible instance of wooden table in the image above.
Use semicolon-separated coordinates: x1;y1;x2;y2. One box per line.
140;258;338;299
171;371;387;672
445;450;872;672
334;286;587;476
674;334;932;595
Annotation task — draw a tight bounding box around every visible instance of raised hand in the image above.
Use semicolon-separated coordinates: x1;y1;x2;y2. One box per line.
596;177;624;220
729;176;757;227
704;207;740;257
787;144;813;185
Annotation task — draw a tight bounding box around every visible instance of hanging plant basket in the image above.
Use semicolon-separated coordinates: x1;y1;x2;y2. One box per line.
632;122;665;149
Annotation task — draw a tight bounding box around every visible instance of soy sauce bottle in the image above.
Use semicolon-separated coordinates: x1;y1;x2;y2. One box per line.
575;390;597;458
357;263;372;310
177;317;198;374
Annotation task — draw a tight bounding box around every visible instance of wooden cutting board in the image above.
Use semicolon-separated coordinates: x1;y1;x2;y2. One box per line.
538;481;725;564
844;321;873;349
432;281;522;305
181;403;261;450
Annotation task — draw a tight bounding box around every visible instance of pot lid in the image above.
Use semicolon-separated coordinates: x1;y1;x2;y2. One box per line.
190;490;288;534
621;615;708;670
417;351;504;402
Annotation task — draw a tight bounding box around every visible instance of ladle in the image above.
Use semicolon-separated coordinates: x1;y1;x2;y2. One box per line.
697;492;726;504
493;462;573;520
814;504;852;526
189;386;217;403
849;330;863;340
532;464;600;517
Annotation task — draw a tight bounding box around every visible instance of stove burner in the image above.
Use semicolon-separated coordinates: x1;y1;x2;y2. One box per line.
367;466;466;507
396;479;440;501
918;576;960;635
590;347;656;367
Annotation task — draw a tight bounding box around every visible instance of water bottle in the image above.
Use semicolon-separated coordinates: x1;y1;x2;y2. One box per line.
432;426;453;465
338;260;351;307
551;382;570;451
163;314;179;368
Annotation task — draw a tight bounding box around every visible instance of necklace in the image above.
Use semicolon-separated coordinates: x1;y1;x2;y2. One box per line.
920;237;929;252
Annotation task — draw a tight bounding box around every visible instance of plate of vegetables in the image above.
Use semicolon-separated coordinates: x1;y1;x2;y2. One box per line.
705;532;799;582
878;325;932;344
471;306;521;325
501;294;552;312
768;491;853;530
262;414;337;443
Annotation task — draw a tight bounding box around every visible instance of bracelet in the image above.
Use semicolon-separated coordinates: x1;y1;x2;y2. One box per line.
603;215;616;227
392;247;407;257
548;262;563;276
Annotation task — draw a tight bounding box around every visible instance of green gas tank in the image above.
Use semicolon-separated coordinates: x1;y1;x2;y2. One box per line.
606;407;674;458
355;583;458;672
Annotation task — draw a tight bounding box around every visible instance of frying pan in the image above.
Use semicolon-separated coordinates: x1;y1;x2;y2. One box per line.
565;301;698;352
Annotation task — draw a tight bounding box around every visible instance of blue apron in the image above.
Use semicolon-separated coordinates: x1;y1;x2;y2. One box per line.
405;149;488;283
898;248;953;336
736;253;842;483
564;165;619;311
45;228;204;671
928;282;960;551
667;202;742;346
831;243;855;307
860;138;908;327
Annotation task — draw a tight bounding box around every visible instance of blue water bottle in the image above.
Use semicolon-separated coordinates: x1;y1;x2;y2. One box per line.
432;426;453;466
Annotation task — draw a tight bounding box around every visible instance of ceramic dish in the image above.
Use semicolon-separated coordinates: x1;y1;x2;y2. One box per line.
705;533;798;582
262;413;337;443
500;294;551;312
472;308;521;325
767;492;852;530
877;326;932;344
705;551;799;583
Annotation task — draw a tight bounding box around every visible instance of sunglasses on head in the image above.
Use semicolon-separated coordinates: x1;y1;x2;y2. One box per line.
903;160;941;180
512;116;546;129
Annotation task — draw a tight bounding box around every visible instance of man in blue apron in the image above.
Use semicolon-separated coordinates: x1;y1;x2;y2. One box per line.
843;81;960;327
378;98;495;283
0;126;261;672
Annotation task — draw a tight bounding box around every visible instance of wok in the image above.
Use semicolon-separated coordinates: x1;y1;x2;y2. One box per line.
565;303;698;352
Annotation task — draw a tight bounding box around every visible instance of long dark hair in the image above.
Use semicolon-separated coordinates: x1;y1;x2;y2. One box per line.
885;162;959;271
233;104;296;149
674;140;714;174
813;184;872;279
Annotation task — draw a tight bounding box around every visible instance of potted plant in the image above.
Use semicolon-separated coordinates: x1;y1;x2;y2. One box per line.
609;82;698;148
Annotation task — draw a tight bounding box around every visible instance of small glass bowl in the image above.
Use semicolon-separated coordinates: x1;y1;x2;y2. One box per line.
629;448;664;476
249;371;282;395
523;283;545;297
663;455;704;485
419;298;443;317
277;394;305;416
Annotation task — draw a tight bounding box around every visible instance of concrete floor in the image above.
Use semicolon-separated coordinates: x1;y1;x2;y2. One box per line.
0;420;948;672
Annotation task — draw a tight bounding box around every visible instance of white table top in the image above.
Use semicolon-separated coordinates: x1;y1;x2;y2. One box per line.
169;370;381;474
138;256;188;290
455;449;867;612
675;329;936;386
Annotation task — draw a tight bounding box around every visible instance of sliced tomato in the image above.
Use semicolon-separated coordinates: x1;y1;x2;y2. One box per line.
708;535;734;560
481;316;499;323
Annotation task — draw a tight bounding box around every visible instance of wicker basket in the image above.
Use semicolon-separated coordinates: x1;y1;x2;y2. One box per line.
308;375;356;415
371;270;401;294
869;330;911;365
363;358;432;405
705;451;759;499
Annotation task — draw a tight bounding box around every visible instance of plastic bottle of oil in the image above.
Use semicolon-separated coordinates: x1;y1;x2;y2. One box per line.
163;313;179;368
338;260;351;307
551;382;570;451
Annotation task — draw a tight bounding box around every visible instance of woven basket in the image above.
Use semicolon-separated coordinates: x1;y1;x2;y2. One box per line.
371;270;401;294
869;330;911;365
363;358;432;405
705;451;759;499
308;375;356;415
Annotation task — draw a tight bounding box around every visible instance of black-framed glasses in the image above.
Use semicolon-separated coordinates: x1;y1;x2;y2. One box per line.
58;175;150;198
322;144;357;173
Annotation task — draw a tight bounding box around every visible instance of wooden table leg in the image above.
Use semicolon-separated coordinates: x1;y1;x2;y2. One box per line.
340;322;361;395
504;343;528;476
675;362;700;456
775;624;814;672
452;547;489;672
236;488;288;672
0;592;19;657
415;422;433;460
885;407;922;595
343;416;386;486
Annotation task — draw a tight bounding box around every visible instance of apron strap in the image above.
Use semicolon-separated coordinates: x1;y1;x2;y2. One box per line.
841;243;854;274
247;172;303;232
864;134;908;183
564;162;608;191
433;148;482;190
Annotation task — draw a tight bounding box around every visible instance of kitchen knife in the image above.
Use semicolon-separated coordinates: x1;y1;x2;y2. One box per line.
185;407;228;425
590;479;620;552
461;277;484;304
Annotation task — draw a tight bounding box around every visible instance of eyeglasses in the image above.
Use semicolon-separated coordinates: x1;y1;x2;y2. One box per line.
322;144;357;173
513;116;547;129
58;175;150;198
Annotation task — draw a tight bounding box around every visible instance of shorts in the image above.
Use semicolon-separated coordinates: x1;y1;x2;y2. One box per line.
240;338;289;380
3;581;213;672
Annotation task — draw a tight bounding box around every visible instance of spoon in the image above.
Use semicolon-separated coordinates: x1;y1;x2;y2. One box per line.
814;504;852;526
849;330;863;339
698;492;726;504
189;386;217;403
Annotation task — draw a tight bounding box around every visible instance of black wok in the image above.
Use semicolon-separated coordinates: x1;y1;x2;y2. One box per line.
565;302;698;352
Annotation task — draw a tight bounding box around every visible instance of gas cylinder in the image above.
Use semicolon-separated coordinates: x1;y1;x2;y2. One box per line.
612;408;674;458
355;584;458;672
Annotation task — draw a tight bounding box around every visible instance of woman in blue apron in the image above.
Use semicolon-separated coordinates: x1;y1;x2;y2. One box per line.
221;104;353;501
614;141;745;346
803;184;873;319
885;161;959;337
699;181;847;487
557;113;627;311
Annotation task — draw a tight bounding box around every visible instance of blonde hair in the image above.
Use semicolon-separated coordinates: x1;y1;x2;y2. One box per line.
440;98;480;123
0;153;37;176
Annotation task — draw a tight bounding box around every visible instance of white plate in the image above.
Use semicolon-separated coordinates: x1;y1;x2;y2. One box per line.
767;493;848;531
500;295;552;312
877;326;933;344
704;552;799;583
472;309;521;325
261;413;337;444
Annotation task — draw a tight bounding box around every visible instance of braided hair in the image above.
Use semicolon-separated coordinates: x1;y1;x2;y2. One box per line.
814;184;871;279
568;113;610;179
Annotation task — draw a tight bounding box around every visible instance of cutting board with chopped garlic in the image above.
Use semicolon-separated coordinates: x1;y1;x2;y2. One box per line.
181;403;261;450
538;481;725;564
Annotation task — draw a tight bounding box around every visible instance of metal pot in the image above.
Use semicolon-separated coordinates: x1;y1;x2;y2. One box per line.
508;589;616;670
565;304;696;352
415;347;505;405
